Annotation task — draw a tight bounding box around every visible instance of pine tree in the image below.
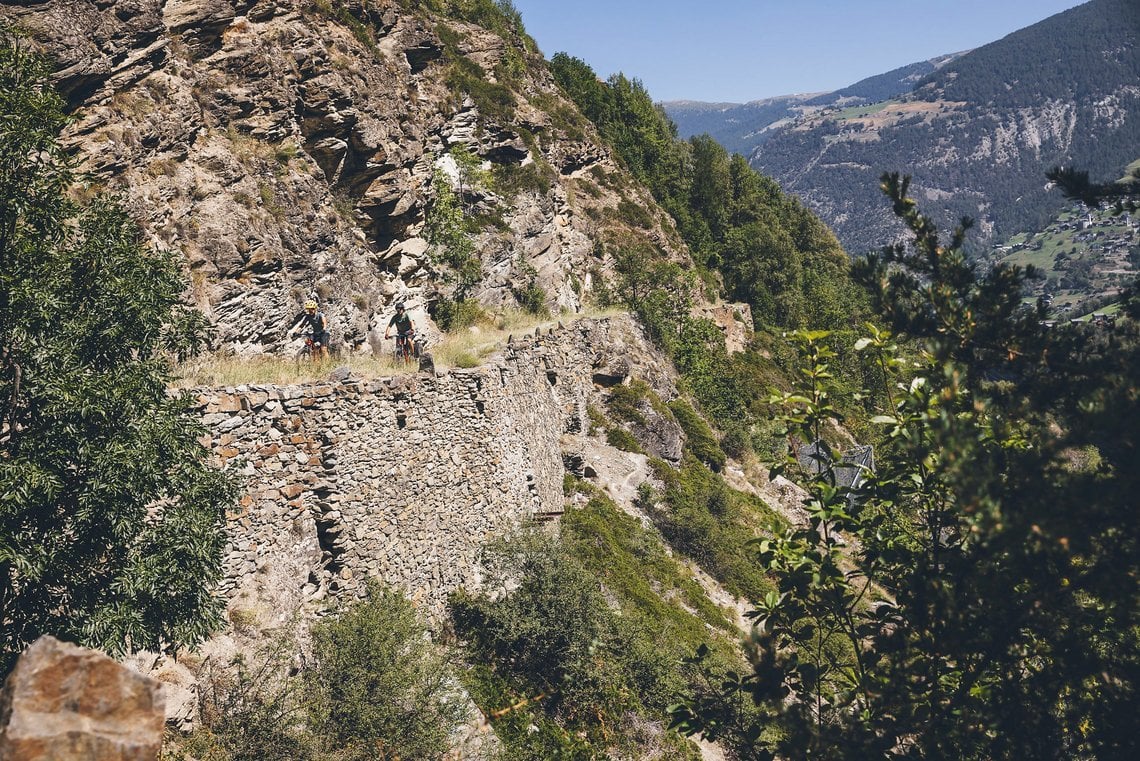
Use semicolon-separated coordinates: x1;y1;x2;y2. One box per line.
672;172;1139;760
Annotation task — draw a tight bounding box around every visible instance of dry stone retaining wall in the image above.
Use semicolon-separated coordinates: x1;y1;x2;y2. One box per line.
195;317;672;619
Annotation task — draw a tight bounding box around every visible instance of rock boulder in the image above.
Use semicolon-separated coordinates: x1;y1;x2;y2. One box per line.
0;636;165;761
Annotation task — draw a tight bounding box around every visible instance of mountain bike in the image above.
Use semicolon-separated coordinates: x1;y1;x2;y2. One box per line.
392;331;416;366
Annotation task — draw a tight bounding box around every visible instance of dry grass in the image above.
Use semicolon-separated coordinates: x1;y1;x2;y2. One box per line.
174;306;626;388
172;353;413;389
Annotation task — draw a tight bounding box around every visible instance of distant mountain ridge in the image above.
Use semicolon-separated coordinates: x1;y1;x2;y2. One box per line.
667;0;1140;254
664;52;964;156
820;52;963;104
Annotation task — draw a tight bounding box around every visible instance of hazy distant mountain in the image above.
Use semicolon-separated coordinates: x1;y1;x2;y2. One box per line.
663;53;964;157
663;95;819;156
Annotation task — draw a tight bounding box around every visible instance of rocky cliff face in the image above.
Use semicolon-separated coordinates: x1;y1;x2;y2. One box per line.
1;0;688;354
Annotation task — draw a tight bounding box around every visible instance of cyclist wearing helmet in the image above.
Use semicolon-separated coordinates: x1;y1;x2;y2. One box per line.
292;299;330;360
384;302;416;361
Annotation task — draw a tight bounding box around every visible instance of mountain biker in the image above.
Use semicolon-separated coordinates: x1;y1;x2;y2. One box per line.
291;299;330;360
384;302;416;361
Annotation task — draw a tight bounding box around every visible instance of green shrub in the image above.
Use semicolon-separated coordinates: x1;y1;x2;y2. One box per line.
433;297;484;331
515;281;548;315
171;639;317;761
307;583;467;761
458;662;594;759
749;415;787;462
451;526;715;758
442;40;517;123
563;483;737;646
586;404;607;436
491;160;553;197
606;425;644;454
615;198;654;229
451;351;479;368
668;398;726;471
451;533;633;733
425;170;481;299
607;379;675;427
605;382;649;425
512;255;549;316
721;423;753;460
649;456;783;601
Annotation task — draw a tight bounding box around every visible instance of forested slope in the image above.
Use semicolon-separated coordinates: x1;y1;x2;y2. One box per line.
750;0;1140;253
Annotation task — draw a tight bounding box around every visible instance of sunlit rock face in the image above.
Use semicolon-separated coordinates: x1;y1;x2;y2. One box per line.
1;0;690;356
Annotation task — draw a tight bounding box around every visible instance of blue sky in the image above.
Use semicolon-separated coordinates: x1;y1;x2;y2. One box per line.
510;0;1089;103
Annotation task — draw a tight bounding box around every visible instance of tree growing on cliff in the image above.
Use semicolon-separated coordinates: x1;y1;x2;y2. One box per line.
425;168;482;329
0;29;235;671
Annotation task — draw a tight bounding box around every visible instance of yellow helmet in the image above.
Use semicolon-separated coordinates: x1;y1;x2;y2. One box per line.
304;300;317;310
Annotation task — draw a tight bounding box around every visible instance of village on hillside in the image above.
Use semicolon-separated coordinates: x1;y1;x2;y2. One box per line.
993;203;1139;320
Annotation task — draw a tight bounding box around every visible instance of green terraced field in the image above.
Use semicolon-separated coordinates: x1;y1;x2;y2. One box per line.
833;101;895;120
1118;157;1140;183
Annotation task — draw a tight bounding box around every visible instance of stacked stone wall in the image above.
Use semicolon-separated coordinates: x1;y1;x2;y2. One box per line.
195;317;671;619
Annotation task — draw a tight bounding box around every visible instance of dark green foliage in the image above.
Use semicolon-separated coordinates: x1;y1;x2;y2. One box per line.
1048;164;1140;213
604;379;668;426
549;55;682;202
513;281;548;316
458;662;596;760
0;31;234;670
614;198;655;229
307;584;467;760
915;0;1140;107
491;158;553;197
585;404;607;436
563;484;739;646
432;297;483;332
425;170;480;303
443;54;517;123
424;167;484;329
451;532;661;756
672;175;1140;759
604;425;644;454
720;424;752;460
605;383;646;425
549;52;871;458
511;255;549;316
647;457;783;601
409;1;540;124
670;319;750;426
606;246;753;428
452;533;628;719
549;54;862;333
667;398;725;471
177;638;318;761
452;487;751;759
172;589;464;761
593;383;664;454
